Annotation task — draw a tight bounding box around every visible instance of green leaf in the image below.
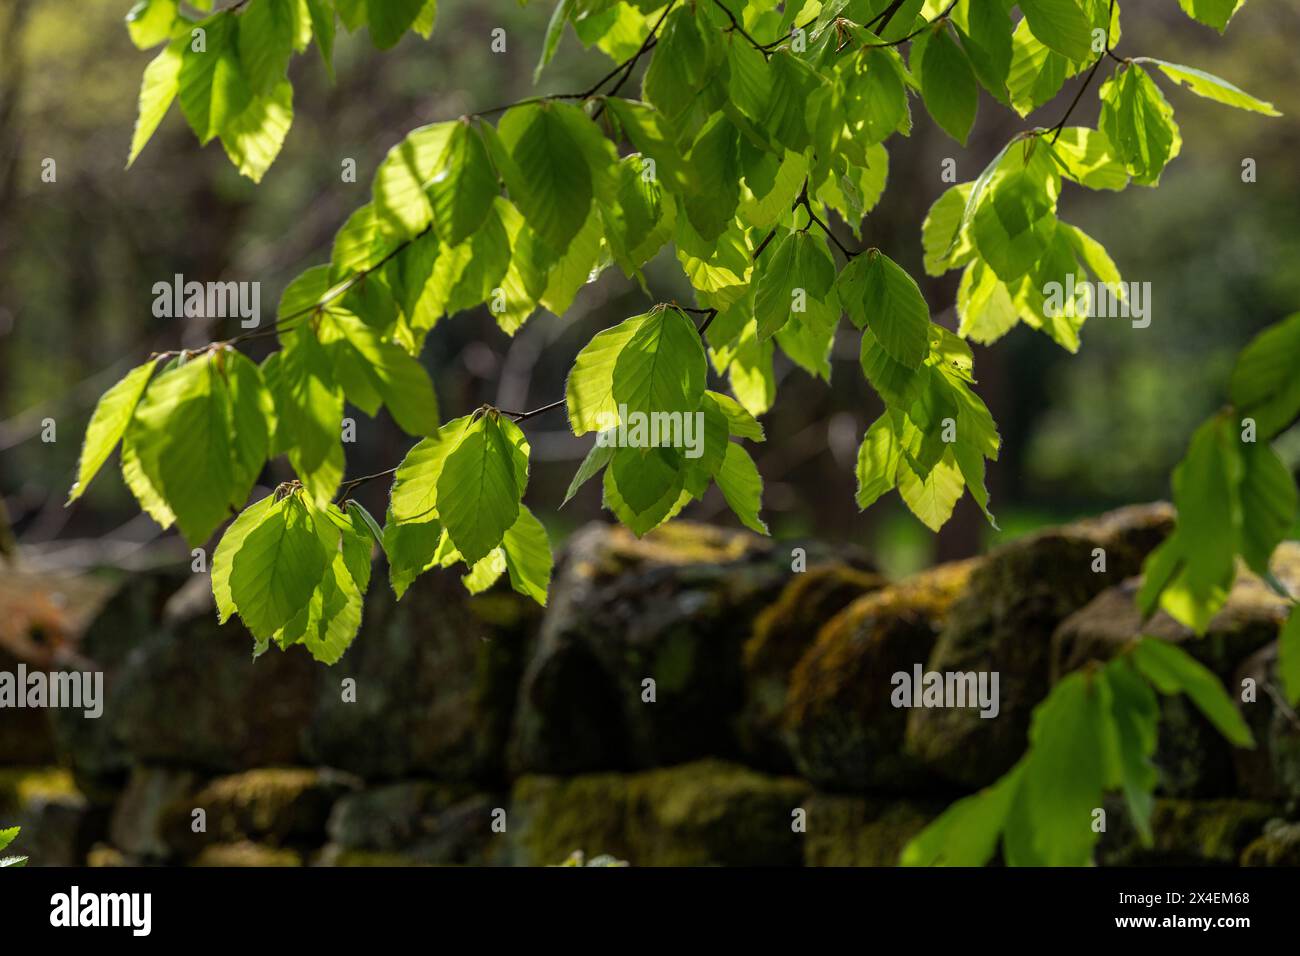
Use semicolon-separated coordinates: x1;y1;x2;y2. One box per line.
1018;0;1094;61
329;313;439;435
212;493;277;624
305;0;337;75
602;452;689;536
1279;608;1300;708
1238;442;1297;578
218;80;294;183
921;182;975;276
1099;64;1182;187
1138;418;1241;632
754;231;837;342
900;763;1023;866
501;505;553;605
1102;657;1160;842
611;307;708;420
837;250;931;369
273;323;344;503
855;414;902;509
566;313;647;435
1050;127;1130;191
428;121;499;246
388;415;472;522
373;122;454;240
535;0;573;82
1013;670;1105;866
951;0;1013;104
706;390;764;442
897;449;965;532
436;412;526;565
1132;636;1255;748
366;0;425;49
238;0;297;95
497;102;593;253
1145;59;1280;116
1177;0;1243;32
562;436;615;506
0;826;20;853
126;353;240;544
229;493;330;640
1230;312;1300;439
957;258;1021;345
715;441;768;534
914;23;978;145
382;510;444;599
68;360;158;503
178;15;249;145
128;37;184;166
126;0;179;49
681;112;741;242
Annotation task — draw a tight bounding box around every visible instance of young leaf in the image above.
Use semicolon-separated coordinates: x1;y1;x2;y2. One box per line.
837;250;931;369
611;307;708;420
715;441;768;535
68;359;158;503
501;505;553;605
497;102;593;253
435;412;526;565
915;23;978;145
1099;65;1182;187
212;494;277;623
1131;637;1255;748
1146;59;1280;116
228;493;330;640
128;38;184;166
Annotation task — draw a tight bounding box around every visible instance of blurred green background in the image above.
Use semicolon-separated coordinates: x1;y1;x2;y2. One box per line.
2;0;1298;580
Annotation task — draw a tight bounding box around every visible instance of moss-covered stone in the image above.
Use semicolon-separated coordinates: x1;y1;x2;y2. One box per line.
190;841;303;867
304;564;539;782
159;767;356;858
801;793;940;866
741;563;887;771
905;504;1174;790
1241;820;1300;866
1098;798;1279;866
510;759;811;866
314;846;434;866
0;766;90;866
783;561;975;792
108;766;198;861
509;521;868;775
325;781;503;865
1233;643;1300;801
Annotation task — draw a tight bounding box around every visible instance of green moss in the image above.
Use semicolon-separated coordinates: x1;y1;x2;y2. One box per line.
780;562;974;790
802;794;939;867
744;563;887;678
1102;798;1279;865
1241;821;1300;866
511;760;810;866
511;773;631;866
581;521;764;579
0;766;80;815
190;842;303;867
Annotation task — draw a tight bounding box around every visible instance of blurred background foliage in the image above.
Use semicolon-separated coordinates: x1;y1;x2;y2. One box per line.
2;0;1298;579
